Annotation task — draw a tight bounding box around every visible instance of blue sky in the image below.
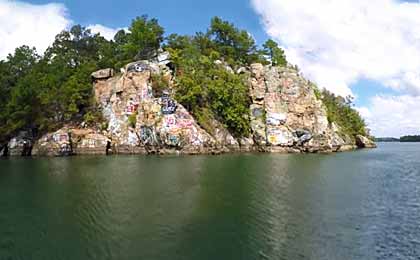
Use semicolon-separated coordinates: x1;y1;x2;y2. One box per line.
28;0;269;44
1;0;420;137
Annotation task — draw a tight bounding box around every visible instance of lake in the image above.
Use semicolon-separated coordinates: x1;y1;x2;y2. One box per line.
1;143;420;260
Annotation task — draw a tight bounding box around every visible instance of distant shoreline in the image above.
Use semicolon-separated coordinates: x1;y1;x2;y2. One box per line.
376;136;420;142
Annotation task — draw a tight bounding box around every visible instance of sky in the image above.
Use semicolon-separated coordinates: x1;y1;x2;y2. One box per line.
1;0;420;137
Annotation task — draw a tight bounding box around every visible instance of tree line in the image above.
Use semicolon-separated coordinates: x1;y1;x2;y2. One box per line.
0;15;366;144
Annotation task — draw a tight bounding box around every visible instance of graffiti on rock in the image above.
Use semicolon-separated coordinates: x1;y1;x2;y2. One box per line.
266;112;287;126
267;129;293;146
295;129;312;145
127;63;151;73
163;114;177;129
52;133;69;143
161;97;177;115
140;126;159;145
127;130;140;146
252;107;264;118
141;86;153;100
165;134;181;147
125;101;139;115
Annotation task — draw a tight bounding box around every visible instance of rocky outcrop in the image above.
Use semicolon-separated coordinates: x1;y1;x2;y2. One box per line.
71;129;110;155
7;131;33;156
32;128;110;156
355;135;377;149
8;58;375;157
94;60;219;155
248;64;356;153
32;128;72;156
89;61;374;155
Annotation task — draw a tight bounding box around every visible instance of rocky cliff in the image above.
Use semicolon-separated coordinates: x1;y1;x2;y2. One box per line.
3;58;375;157
249;64;356;153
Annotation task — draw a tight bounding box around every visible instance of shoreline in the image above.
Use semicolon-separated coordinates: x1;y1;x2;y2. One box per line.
1;144;374;159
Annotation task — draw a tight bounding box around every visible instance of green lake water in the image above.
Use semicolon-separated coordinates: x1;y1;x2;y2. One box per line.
1;143;420;260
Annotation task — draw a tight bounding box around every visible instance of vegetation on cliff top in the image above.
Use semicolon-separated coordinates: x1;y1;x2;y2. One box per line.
0;15;366;143
321;90;368;138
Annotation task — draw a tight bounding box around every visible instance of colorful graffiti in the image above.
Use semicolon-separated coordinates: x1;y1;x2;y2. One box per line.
161;97;177;115
52;133;69;143
140;126;158;145
125;100;139;115
267;128;292;146
165;134;181;147
177;119;193;128
141;86;153;100
163;114;177;129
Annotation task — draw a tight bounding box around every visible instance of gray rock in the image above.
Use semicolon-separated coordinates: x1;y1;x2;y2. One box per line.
8;131;33;156
355;135;377;149
91;68;114;80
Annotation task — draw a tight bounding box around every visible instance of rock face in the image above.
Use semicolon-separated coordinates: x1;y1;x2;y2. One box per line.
32;128;72;156
355;135;377;149
249;64;355;153
32;128;110;156
94;60;218;155
71;129;110;155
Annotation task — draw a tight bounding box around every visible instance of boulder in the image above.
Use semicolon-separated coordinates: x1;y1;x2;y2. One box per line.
8;131;33;156
355;135;377;149
238;137;255;152
91;68;114;80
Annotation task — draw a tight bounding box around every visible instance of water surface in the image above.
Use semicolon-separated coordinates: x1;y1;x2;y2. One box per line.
1;143;420;260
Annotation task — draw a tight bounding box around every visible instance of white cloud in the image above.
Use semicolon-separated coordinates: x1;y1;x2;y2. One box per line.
252;0;420;97
358;95;420;137
0;0;121;59
87;24;123;41
0;0;71;59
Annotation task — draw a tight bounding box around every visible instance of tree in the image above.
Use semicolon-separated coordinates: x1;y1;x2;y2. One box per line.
0;46;40;141
208;17;262;66
122;15;164;61
263;39;287;66
171;45;251;137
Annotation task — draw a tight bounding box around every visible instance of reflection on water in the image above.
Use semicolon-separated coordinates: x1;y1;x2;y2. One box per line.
1;143;420;260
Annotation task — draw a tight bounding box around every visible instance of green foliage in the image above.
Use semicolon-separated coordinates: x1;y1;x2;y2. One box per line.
207;17;265;66
321;89;367;138
122;15;164;62
151;73;170;97
0;25;113;140
171;46;251;137
128;113;137;128
263;39;287;67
